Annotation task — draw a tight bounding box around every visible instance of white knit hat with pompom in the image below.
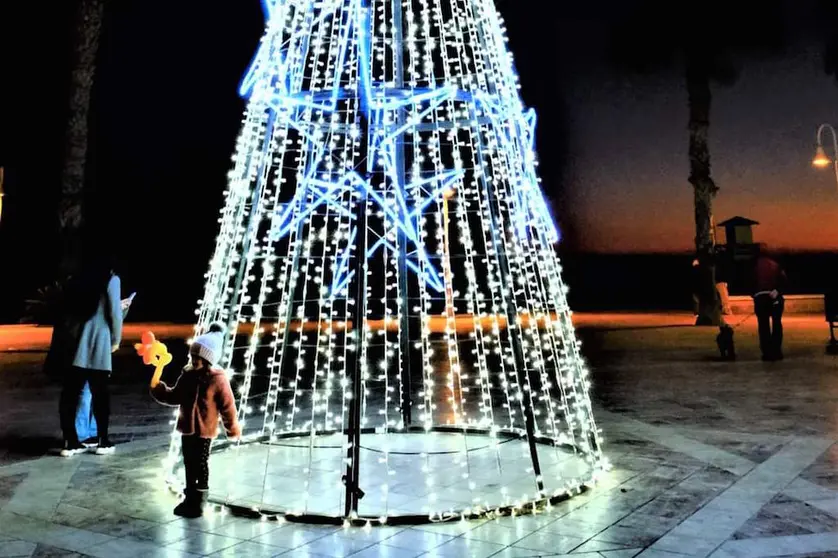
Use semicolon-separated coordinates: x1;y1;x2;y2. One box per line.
190;323;225;367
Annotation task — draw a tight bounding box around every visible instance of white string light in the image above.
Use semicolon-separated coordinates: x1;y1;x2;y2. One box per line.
166;0;608;523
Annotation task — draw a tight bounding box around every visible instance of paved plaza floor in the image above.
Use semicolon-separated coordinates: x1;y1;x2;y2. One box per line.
0;313;837;557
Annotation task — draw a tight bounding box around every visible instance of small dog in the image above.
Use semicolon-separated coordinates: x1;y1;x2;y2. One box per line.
716;324;736;361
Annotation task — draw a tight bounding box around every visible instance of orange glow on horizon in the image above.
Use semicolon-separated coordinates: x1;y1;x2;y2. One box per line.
567;178;838;253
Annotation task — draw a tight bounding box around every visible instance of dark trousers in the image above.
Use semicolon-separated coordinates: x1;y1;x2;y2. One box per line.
181;436;212;492
754;294;784;358
60;367;110;444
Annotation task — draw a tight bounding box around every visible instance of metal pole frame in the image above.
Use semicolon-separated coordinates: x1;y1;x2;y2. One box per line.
343;194;368;517
391;0;414;428
344;0;372;517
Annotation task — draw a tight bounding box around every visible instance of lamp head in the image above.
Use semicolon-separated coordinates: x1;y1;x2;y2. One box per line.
813;145;831;168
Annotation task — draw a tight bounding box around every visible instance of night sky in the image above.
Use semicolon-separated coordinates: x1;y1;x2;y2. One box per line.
562;41;838;253
0;1;835;320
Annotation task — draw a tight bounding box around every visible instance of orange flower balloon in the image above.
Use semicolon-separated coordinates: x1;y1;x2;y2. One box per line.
134;331;172;388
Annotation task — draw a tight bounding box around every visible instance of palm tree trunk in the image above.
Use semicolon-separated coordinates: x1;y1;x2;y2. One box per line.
686;60;722;326
59;0;106;276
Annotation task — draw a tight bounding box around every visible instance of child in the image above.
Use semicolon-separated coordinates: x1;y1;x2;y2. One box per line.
151;323;240;518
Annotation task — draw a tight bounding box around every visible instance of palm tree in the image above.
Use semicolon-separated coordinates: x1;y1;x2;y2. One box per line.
60;0;107;275
609;0;785;325
817;1;838;80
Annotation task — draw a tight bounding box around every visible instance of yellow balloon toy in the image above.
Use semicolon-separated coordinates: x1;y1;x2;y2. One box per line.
135;331;172;388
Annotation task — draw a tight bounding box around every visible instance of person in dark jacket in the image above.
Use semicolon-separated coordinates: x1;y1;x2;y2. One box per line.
151;323;240;518
751;249;788;361
58;261;124;456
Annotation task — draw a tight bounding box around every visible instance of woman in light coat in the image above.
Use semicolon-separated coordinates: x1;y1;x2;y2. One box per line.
59;262;124;456
62;295;133;446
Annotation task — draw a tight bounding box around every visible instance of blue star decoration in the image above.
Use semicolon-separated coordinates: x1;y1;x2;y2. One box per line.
255;1;465;297
248;0;556;298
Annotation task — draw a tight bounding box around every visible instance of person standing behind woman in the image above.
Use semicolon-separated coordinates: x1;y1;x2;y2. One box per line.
59;259;123;456
751;247;788;362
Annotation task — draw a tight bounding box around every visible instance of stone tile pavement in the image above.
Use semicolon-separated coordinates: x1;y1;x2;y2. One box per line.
0;314;837;557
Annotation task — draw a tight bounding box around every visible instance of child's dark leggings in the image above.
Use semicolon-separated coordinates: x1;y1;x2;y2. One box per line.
181;435;212;491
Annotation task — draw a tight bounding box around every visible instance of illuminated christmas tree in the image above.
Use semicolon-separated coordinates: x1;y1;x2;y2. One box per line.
165;0;607;524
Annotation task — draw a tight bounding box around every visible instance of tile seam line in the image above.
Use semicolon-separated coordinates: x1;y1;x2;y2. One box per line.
651;438;834;558
566;468;709;555
602;418;760;477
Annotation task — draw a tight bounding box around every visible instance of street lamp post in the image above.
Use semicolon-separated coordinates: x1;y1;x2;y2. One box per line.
812;124;838;191
812;125;838;354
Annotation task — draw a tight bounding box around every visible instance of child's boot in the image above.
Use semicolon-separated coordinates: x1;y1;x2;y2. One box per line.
174;489;198;518
194;489;208;516
174;465;197;517
173;490;192;517
173;489;206;519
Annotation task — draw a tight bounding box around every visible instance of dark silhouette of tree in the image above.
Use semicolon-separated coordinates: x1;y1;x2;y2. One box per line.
817;0;838;80
608;0;786;325
60;0;107;275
